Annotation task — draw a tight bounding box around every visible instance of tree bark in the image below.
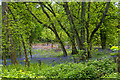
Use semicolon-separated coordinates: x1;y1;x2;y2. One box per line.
21;35;29;67
100;28;106;49
2;44;7;65
117;1;120;73
81;2;86;49
29;32;32;59
63;2;82;54
29;42;32;58
2;2;7;65
9;34;18;64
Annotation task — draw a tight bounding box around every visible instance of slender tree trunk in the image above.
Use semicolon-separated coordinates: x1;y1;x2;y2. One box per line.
117;1;120;73
19;42;22;58
2;44;7;65
21;35;29;67
52;26;67;57
29;42;32;58
29;34;32;58
2;2;7;65
81;2;86;49
9;34;18;64
2;2;18;64
100;28;106;49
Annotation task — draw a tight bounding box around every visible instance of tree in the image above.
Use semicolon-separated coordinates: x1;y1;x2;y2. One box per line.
25;2;68;56
2;2;18;65
117;1;120;73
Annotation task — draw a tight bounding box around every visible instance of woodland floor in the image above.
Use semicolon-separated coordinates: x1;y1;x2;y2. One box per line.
0;43;117;66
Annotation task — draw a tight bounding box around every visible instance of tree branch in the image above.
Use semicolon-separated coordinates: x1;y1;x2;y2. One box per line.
24;2;54;31
89;2;110;43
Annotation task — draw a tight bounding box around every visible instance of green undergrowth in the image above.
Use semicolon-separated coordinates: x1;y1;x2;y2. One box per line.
1;58;118;79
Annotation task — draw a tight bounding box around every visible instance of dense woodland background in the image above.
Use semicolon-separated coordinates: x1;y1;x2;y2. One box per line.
1;2;120;79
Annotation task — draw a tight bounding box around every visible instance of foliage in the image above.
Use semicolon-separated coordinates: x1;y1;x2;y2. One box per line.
101;72;120;79
110;53;119;56
1;2;119;79
1;58;118;79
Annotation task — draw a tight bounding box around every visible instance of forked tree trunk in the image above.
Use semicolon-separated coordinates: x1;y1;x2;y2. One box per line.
40;4;67;57
46;3;81;53
87;2;110;58
63;2;79;54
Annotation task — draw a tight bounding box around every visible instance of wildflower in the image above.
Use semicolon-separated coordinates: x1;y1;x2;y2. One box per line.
19;70;22;72
110;46;118;51
24;59;26;62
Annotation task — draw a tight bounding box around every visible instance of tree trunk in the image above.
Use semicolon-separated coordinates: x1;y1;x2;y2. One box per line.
19;42;22;58
52;27;67;57
100;28;106;49
10;34;18;64
46;3;80;53
21;35;29;67
71;42;78;54
117;1;120;73
63;2;80;54
2;2;7;65
29;34;32;59
81;2;86;49
2;44;7;65
2;2;18;64
88;2;110;58
87;42;92;58
29;43;32;58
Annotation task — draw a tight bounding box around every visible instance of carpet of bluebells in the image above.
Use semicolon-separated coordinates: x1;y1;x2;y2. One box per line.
1;45;120;79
